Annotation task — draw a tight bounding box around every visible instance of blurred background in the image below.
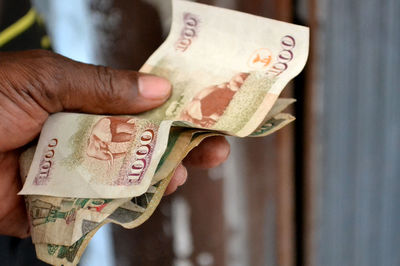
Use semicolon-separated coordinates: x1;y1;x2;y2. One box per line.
0;0;399;266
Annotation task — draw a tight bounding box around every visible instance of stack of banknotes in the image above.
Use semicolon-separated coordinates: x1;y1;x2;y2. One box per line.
18;0;309;264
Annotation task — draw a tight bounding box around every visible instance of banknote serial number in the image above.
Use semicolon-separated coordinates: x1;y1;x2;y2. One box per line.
34;138;58;185
126;129;155;184
175;13;199;52
267;35;296;76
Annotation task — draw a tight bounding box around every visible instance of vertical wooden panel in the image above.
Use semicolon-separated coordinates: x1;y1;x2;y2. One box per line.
172;167;225;266
295;0;317;265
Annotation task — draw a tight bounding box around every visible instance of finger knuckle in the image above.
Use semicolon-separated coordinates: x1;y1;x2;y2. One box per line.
94;66;119;101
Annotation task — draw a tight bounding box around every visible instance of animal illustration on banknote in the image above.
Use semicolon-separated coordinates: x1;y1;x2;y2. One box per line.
180;72;249;127
86;117;136;167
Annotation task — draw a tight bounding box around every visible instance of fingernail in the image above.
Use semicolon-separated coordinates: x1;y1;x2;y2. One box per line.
138;75;171;100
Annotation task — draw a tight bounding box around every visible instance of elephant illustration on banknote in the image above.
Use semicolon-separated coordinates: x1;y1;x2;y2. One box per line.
180;72;249;128
86;117;136;166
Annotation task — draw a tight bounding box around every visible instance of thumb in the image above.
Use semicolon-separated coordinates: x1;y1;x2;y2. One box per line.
4;50;171;114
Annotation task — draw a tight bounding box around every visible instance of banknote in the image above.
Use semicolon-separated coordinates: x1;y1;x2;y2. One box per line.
20;126;202;247
28;118;292;264
108;172;172;229
24;108;295;263
249;113;295;137
19;146;129;246
21;126;208;248
49;130;217;263
34;221;103;266
139;0;309;136
26;196;127;246
19;113;172;198
151;128;214;184
23;128;218;257
262;98;296;123
33;172;175;266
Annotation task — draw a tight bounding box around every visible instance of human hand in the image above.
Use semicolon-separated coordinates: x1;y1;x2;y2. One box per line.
0;50;230;238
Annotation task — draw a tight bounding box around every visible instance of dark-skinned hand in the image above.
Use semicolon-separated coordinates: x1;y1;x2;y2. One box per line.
0;50;230;238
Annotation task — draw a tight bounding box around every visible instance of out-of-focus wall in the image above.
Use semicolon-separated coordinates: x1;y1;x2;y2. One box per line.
300;0;400;265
